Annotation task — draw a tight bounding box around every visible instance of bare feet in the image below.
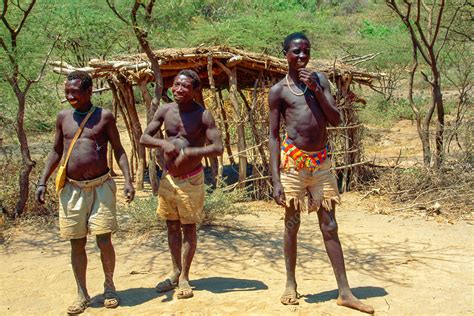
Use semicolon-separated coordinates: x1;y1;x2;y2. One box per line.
280;283;299;305
176;280;194;299
337;293;374;314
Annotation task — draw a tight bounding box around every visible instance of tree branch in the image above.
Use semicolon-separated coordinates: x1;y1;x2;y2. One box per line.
14;0;35;35
106;0;130;25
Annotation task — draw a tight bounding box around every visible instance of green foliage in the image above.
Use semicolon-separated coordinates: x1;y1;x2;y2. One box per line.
122;185;247;232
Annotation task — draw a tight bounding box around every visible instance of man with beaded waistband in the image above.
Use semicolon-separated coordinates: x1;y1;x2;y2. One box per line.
140;69;223;299
268;32;374;313
35;71;135;314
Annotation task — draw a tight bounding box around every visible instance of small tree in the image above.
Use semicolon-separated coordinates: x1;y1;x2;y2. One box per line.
0;0;58;217
386;0;467;168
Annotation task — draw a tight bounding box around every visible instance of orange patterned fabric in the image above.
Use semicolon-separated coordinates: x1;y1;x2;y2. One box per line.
281;136;328;171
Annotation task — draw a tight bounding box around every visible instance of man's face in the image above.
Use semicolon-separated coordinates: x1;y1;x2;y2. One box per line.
64;79;92;109
171;75;194;104
285;39;311;70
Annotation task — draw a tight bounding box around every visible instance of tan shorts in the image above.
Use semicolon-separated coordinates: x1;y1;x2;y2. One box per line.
280;158;341;213
59;173;117;239
157;170;205;224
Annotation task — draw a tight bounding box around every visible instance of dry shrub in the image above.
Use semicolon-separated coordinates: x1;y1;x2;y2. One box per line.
0;147;57;218
359;159;473;220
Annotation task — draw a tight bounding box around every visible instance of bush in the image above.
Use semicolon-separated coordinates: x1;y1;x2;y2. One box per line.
121;185;248;233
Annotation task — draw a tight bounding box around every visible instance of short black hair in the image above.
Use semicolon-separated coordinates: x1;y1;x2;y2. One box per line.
67;71;93;91
282;32;310;54
177;69;201;89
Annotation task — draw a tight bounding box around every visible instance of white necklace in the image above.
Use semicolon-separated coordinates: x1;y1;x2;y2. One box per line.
285;74;307;96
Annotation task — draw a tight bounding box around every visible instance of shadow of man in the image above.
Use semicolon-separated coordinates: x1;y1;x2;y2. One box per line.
88;287;173;308
304;286;388;304
192;276;268;294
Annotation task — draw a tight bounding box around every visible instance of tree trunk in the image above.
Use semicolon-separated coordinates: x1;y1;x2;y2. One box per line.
433;74;444;168
229;68;247;185
14;94;35;217
138;81;159;195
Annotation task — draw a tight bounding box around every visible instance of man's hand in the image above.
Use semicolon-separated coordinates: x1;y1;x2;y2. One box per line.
273;182;286;207
123;182;135;203
35;185;46;204
162;140;179;159
298;68;323;95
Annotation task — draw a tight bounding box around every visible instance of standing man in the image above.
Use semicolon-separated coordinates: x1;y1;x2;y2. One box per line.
140;69;223;299
268;33;374;314
36;71;135;314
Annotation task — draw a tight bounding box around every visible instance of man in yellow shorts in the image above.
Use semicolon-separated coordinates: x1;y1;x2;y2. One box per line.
268;33;374;313
141;69;223;299
36;71;135;314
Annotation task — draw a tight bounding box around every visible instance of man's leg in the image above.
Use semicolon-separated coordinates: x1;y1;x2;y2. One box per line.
69;237;90;311
167;220;183;283
282;199;300;305
96;233;119;308
176;223;197;299
317;202;374;314
180;223;197;283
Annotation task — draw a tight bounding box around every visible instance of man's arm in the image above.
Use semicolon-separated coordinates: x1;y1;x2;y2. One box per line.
180;110;224;159
35;112;65;204
268;84;286;207
299;70;341;126
105;110;135;203
140;104;179;158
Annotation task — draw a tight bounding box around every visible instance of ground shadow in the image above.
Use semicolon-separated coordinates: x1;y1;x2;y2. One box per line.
88;287;173;308
192;276;268;293
304;286;388;304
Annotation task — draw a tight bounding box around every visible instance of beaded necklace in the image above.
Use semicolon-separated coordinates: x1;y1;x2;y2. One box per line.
285;74;307;96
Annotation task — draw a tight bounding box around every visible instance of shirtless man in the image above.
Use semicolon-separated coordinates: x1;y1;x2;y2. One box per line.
140;69;223;299
268;33;374;314
35;71;135;314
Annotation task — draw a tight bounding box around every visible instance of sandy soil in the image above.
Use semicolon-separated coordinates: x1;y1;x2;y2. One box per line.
1;191;473;316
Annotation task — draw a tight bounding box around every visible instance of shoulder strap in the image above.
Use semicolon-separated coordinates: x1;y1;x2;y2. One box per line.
311;72;321;87
62;106;96;167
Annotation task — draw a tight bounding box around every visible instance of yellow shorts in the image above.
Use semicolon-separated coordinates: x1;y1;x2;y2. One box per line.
59;173;117;239
280;158;340;213
157;170;205;224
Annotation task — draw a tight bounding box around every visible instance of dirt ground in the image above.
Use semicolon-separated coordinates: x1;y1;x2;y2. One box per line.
1;190;473;315
1;119;473;315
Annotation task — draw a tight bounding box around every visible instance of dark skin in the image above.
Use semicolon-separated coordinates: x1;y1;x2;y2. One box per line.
35;78;135;308
140;74;223;290
269;38;374;314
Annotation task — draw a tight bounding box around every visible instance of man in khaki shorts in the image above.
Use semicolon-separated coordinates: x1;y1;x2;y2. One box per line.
141;69;223;299
36;71;135;314
269;32;374;313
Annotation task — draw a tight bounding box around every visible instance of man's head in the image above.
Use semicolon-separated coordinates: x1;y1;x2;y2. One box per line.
171;69;201;104
282;32;311;70
65;71;93;109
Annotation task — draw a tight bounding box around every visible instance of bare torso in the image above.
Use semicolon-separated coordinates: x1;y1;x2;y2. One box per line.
162;102;207;176
61;107;111;180
276;75;328;151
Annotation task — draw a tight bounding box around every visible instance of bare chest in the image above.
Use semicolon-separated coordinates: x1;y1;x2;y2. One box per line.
282;91;326;128
163;110;205;143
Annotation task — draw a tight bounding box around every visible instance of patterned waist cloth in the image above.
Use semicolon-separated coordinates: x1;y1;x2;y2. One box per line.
281;137;329;171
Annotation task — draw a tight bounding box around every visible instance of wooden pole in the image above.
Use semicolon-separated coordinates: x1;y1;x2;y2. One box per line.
207;55;223;185
218;89;235;165
114;77;145;190
138;80;159;195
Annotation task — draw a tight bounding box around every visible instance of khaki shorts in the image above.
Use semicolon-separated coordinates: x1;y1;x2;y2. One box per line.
157;170;205;224
280;158;341;213
59;173;117;239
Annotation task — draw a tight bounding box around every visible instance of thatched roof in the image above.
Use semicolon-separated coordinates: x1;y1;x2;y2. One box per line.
51;46;381;89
